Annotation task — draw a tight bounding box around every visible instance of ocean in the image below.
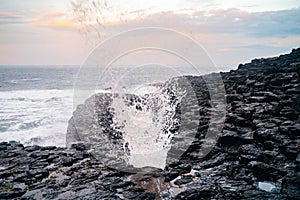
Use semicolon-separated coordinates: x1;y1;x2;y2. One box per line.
0;65;196;147
0;66;77;147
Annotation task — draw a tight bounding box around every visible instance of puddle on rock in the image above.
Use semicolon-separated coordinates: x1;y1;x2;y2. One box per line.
258;182;276;192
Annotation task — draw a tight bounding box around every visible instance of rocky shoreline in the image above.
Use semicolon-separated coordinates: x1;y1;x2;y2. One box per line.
1;48;300;199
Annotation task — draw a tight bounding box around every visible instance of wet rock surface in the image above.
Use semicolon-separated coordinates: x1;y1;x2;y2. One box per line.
1;48;300;199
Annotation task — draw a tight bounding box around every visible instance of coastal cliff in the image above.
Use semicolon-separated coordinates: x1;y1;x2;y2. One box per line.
1;48;300;199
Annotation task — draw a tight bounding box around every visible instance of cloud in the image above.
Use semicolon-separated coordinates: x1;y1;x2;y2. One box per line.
0;11;75;29
191;8;300;38
28;12;77;30
129;8;152;15
29;20;75;28
29;9;40;14
0;12;22;18
217;47;233;52
99;7;300;38
0;12;24;25
232;44;275;50
76;7;299;68
39;12;66;19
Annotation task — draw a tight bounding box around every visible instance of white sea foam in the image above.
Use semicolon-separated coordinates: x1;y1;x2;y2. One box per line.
0;89;74;147
126;84;162;95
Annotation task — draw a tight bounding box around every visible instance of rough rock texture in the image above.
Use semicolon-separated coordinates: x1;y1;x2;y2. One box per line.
1;48;300;199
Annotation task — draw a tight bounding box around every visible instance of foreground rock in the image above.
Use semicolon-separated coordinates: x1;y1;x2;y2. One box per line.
1;48;300;199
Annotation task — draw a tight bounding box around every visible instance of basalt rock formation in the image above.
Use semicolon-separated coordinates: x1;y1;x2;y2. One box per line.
0;48;299;199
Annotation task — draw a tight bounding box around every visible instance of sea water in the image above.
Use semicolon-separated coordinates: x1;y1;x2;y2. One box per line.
0;65;195;149
0;66;77;146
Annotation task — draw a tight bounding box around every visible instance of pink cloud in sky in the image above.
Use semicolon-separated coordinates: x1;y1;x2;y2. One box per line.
28;9;40;14
39;12;66;19
0;0;299;68
27;11;77;29
0;12;22;18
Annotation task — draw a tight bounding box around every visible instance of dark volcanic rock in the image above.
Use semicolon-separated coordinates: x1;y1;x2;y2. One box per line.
1;48;300;199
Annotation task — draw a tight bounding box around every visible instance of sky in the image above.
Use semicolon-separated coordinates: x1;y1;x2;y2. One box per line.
0;0;300;70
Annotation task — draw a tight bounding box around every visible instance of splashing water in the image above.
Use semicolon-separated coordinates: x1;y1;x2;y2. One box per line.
70;27;226;172
110;80;185;169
